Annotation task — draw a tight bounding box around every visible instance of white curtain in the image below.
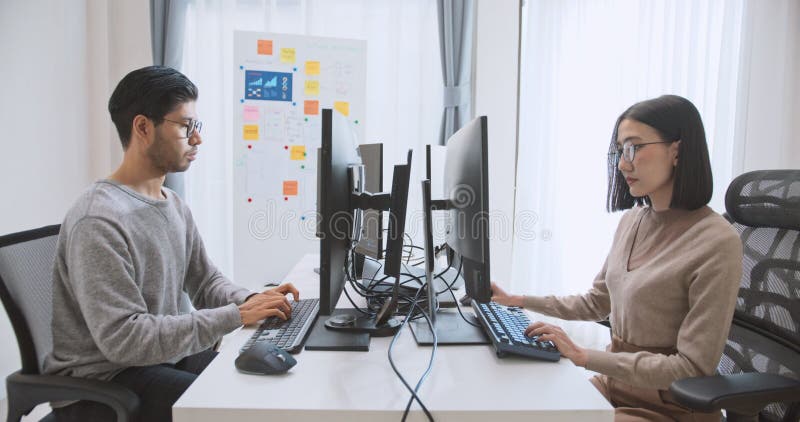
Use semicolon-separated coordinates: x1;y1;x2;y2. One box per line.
179;0;442;277
510;0;747;300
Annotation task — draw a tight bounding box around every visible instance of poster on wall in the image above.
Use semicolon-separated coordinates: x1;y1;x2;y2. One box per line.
233;31;367;287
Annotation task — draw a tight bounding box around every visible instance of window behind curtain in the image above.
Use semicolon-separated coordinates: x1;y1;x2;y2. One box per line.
179;0;442;280
511;0;745;300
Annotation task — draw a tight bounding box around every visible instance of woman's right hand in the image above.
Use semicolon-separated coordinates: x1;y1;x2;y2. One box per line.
490;282;524;307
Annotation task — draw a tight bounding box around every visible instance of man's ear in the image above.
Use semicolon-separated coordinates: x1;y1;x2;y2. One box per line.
131;114;153;146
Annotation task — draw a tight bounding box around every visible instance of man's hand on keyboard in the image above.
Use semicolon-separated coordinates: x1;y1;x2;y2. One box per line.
264;282;300;302
525;321;588;367
238;293;293;326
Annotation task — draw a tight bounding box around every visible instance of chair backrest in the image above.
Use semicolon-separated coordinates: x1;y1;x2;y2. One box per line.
720;170;800;421
0;225;60;375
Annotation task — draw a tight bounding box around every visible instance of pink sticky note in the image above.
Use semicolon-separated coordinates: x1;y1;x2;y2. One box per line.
243;106;259;122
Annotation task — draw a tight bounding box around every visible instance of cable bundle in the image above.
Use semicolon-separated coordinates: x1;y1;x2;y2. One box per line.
339;235;480;421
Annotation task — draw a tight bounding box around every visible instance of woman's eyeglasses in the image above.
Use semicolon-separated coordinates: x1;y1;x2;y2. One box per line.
608;140;674;163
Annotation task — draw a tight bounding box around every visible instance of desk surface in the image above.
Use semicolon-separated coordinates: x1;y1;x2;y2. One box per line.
173;254;614;421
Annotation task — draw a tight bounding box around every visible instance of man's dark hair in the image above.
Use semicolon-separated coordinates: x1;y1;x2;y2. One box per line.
607;94;713;212
108;66;198;150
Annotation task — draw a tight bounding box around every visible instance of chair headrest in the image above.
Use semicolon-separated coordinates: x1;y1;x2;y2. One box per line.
725;170;800;231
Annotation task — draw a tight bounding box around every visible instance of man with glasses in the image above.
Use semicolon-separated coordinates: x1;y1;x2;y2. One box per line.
43;66;300;422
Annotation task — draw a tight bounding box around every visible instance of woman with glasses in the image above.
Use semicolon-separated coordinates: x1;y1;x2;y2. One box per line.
492;95;742;421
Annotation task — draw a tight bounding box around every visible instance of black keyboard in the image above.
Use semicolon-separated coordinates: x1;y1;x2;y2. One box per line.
240;298;319;354
472;301;561;362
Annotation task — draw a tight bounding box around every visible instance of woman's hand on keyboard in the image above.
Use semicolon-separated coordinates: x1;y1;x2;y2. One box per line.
490;282;524;307
525;321;588;367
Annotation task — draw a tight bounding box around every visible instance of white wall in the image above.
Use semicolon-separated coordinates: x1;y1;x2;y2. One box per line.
0;1;91;235
474;0;520;284
740;0;800;172
0;0;151;401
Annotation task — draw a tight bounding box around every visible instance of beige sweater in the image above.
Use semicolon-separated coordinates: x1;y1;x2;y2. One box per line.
523;206;743;390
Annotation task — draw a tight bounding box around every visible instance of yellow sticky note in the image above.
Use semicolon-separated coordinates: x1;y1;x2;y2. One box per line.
283;181;299;196
305;61;320;75
290;145;306;161
334;101;350;117
243;124;259;140
280;48;296;64
304;80;320;96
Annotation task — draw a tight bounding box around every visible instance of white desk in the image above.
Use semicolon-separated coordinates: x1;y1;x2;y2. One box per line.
173;254;614;421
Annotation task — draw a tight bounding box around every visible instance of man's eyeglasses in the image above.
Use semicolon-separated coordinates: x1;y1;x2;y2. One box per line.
162;118;203;139
608;140;674;163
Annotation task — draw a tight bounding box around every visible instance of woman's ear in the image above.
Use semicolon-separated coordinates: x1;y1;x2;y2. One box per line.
671;140;682;166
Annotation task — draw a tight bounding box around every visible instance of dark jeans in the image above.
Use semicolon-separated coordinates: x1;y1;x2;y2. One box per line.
54;349;218;422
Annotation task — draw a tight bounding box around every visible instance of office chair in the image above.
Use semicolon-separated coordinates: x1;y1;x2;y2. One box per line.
0;225;139;422
669;170;800;421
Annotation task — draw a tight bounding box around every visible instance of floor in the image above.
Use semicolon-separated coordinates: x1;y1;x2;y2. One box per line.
0;398;52;421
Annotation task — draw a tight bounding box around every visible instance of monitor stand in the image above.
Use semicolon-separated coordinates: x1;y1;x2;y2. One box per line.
304;307;402;352
409;310;488;345
410;179;490;346
304;309;370;352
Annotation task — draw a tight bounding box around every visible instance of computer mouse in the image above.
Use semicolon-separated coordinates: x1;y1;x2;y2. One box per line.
235;341;297;375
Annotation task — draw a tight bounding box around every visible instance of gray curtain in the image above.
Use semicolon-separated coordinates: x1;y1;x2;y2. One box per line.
437;0;474;145
151;0;195;313
150;0;189;197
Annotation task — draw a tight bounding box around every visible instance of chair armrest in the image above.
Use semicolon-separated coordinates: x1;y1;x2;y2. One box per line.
595;319;611;328
7;371;139;422
669;373;800;415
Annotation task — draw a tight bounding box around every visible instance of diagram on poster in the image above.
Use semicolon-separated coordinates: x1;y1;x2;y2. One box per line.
245;70;293;101
233;31;366;287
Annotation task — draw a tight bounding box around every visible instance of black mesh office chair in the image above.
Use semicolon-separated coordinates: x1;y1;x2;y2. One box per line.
0;225;139;422
670;170;800;422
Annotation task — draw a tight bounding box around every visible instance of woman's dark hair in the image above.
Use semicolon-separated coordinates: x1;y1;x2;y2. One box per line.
108;66;198;150
606;95;713;212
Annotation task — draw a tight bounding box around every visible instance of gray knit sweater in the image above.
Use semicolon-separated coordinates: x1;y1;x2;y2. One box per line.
43;180;251;380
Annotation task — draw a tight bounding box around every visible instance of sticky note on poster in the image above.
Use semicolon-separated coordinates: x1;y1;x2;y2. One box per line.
305;61;320;75
280;48;296;64
243;105;259;122
333;101;350;117
290;145;306;160
304;80;320;96
243;124;259;140
304;100;319;115
283;180;299;196
257;39;273;55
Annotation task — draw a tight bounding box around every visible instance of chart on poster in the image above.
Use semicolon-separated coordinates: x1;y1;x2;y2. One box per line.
233;31;366;286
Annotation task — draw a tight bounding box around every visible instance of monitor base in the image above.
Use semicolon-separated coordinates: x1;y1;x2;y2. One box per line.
321;308;402;337
409;311;489;345
304;309;370;352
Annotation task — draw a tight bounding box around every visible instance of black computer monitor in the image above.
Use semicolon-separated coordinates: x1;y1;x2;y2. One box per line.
354;143;384;260
315;109;361;316
442;116;492;303
410;116;492;345
307;109;412;350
